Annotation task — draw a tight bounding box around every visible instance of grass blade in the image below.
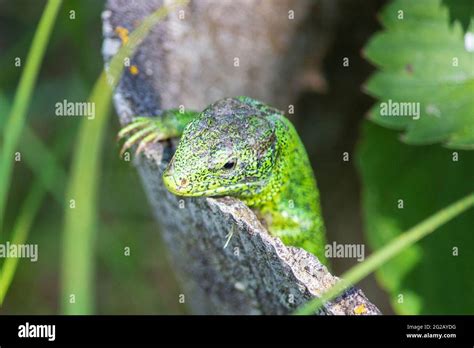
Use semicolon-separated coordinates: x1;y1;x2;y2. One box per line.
0;0;62;232
0;183;45;305
60;0;189;314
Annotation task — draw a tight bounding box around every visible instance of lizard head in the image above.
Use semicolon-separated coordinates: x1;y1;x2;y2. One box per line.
163;97;281;199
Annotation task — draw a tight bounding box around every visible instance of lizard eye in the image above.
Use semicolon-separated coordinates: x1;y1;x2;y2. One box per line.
222;160;237;170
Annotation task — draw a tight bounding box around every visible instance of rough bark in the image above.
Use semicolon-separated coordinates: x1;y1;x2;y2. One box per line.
102;0;381;315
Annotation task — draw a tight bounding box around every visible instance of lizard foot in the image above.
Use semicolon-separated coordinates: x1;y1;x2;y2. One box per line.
118;117;167;156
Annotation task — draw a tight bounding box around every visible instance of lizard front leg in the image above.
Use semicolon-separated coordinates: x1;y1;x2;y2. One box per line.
118;110;198;155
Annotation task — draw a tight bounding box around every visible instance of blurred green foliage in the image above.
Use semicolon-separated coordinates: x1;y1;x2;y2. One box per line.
357;122;474;314
0;0;185;314
358;0;474;315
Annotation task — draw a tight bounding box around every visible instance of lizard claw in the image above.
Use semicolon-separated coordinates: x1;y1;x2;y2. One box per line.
117;117;150;140
118;117;165;157
135;132;160;156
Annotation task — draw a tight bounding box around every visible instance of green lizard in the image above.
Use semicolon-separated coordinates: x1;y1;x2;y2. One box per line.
119;96;327;263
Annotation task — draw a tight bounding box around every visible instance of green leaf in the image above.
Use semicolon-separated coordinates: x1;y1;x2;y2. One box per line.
442;0;474;33
363;0;474;149
356;121;474;314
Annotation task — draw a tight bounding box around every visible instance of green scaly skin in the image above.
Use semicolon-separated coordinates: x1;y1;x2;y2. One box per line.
119;96;327;263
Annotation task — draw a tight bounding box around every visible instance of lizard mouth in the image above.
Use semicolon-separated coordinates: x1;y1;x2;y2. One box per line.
162;174;263;197
162;173;191;195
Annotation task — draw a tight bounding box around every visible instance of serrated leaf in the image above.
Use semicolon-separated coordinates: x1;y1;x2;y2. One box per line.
356;121;474;314
363;0;474;149
442;0;474;33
